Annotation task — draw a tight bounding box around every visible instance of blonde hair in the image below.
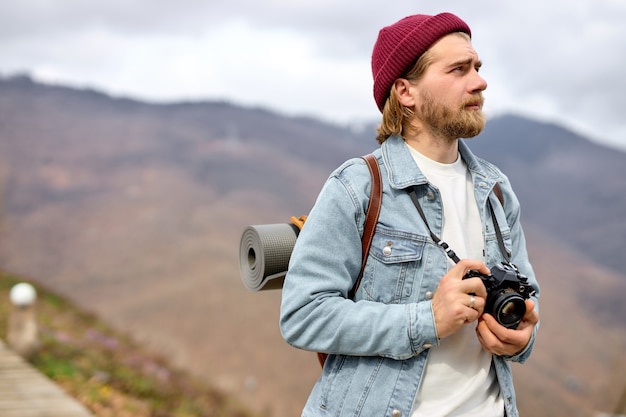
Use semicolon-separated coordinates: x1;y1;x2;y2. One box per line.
375;32;469;144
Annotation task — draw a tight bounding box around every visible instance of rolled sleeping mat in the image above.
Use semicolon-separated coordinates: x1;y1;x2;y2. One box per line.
238;223;300;291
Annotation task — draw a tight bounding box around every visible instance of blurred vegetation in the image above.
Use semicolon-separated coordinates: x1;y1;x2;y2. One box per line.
0;271;261;417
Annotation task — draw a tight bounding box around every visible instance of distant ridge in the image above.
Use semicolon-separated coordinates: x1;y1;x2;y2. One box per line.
0;72;624;297
470;113;626;272
0;75;624;417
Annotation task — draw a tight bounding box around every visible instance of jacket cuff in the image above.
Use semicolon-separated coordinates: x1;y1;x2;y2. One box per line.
408;301;440;355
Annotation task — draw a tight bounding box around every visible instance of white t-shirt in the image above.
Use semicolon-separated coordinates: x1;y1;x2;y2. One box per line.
407;144;504;417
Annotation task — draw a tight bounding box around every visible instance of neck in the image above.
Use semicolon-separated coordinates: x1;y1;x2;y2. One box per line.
404;132;459;163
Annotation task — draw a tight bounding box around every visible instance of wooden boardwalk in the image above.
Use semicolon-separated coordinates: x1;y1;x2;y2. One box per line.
0;339;94;417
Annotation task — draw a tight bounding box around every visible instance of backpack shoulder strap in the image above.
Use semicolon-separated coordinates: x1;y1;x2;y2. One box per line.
349;153;382;299
493;182;504;206
317;154;382;368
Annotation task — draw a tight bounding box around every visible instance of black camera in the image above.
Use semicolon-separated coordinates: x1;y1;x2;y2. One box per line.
464;263;535;329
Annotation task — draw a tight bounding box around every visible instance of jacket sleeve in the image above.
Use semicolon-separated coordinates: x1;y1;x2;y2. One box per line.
279;162;439;360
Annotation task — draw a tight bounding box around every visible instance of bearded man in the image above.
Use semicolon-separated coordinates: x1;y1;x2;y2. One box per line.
280;12;540;417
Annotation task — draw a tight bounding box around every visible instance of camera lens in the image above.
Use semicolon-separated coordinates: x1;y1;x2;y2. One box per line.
490;290;526;329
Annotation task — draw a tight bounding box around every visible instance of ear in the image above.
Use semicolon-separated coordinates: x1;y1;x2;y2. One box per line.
394;78;416;107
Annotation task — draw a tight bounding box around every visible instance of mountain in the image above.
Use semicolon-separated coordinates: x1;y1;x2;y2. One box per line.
471;114;626;272
0;74;624;417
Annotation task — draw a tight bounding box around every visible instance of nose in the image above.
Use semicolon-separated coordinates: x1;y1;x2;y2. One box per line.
472;71;488;93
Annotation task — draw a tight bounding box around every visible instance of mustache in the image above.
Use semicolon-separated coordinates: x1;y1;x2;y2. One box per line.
462;95;484;108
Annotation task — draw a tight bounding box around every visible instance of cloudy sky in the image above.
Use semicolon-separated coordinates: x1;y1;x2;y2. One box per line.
1;0;625;150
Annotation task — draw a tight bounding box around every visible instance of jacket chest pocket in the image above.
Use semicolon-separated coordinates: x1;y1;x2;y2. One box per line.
361;228;426;304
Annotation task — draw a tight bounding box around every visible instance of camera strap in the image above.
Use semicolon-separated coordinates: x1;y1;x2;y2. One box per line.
408;184;511;265
486;196;512;264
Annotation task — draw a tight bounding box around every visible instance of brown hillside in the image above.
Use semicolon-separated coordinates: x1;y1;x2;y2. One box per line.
0;76;624;417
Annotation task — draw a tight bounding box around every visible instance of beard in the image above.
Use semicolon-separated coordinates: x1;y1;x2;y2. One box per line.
418;91;486;139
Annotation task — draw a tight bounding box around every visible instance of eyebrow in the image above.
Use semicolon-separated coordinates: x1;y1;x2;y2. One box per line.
448;57;482;69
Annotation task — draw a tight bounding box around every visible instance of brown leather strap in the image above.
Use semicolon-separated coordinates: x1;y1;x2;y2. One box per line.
493;182;504;206
318;154;382;367
348;153;382;299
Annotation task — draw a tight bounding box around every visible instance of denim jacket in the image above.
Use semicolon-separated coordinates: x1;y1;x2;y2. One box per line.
280;135;540;417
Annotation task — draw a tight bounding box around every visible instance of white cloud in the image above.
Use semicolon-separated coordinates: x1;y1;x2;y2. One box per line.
0;0;624;149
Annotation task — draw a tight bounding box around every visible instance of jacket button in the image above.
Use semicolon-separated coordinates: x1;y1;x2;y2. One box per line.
423;343;432;349
382;241;392;256
392;410;402;417
426;191;435;200
425;291;433;300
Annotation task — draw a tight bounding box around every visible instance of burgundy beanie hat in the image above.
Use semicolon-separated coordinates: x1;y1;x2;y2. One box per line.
371;12;471;112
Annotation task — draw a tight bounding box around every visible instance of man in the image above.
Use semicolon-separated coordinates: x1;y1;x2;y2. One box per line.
280;12;540;417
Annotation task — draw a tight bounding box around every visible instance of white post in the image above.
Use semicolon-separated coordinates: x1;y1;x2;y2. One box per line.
7;282;40;360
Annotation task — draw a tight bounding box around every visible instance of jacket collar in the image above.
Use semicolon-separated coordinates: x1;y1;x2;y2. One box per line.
380;135;493;190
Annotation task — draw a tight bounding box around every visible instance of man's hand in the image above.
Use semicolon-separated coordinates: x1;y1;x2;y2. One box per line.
476;299;539;356
432;259;489;339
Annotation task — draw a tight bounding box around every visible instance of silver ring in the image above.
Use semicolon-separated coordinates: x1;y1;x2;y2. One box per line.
469;295;476;309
